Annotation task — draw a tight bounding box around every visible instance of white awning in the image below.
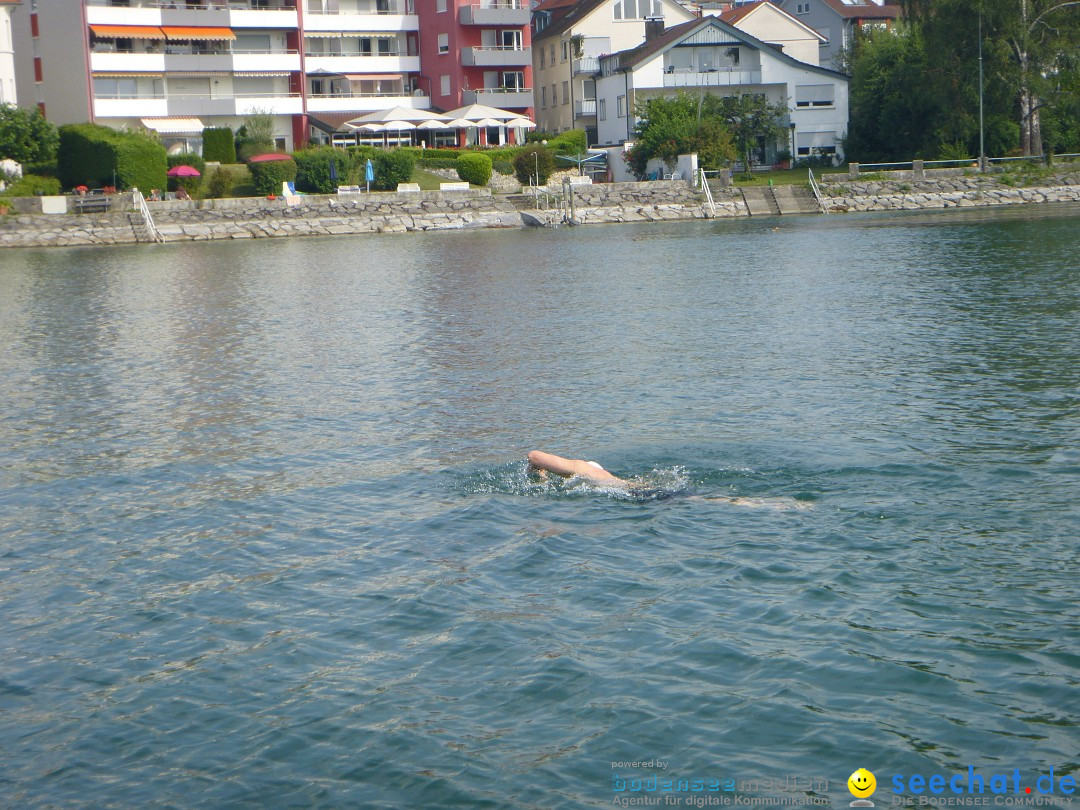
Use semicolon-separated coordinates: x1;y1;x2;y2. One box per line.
141;117;205;134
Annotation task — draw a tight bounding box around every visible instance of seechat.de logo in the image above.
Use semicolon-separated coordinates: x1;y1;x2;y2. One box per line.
848;768;877;807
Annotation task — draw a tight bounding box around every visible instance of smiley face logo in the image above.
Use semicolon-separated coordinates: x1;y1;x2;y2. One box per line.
848;768;877;799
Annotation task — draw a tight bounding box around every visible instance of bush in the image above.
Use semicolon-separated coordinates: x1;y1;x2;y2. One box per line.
247;157;297;196
492;159;514;175
167;152;206;176
293;146;362;193
0;173;61;197
202;127;236;164
57;123;167;192
205;166;235;199
513;144;557;185
547;129;588;154
456;152;492;186
371;149;415;190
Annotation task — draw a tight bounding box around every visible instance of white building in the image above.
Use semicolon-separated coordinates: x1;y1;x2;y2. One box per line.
531;0;695;141
594;15;849;164
0;0;18;105
11;0;426;154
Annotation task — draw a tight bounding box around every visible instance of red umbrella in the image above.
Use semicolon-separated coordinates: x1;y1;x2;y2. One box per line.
167;164;201;177
248;153;293;163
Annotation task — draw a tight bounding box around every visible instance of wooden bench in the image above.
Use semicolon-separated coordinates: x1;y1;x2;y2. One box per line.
337;185;362;195
73;195;112;214
396;183;421;193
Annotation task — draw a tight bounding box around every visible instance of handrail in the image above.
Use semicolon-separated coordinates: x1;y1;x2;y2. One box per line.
696;167;715;217
132;189;164;243
807;168;828;214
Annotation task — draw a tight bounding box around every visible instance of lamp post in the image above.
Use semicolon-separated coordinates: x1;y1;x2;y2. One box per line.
978;8;986;171
789;122;796;167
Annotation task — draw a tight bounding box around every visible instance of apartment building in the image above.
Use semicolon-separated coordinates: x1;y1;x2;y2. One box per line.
0;0;16;105
415;0;533;120
530;0;694;142
10;0;455;154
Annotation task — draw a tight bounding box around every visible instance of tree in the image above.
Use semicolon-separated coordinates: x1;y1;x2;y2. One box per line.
901;0;1080;156
626;92;735;178
238;108;276;161
0;103;60;165
702;93;787;174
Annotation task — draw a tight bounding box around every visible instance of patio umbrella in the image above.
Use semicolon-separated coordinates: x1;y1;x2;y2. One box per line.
344;107;449;129
471;118;505;128
329;158;338;183
167;164;201;177
354;123;385;133
414;119;450;130
440;103;523;122
248;153;293;163
503;118;537;129
365;158;374;193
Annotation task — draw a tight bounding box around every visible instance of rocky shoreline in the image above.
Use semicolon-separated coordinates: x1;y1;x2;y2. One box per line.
0;170;1077;249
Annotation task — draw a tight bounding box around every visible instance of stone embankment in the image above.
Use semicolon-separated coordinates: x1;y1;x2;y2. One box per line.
817;166;1080;212
0;182;718;249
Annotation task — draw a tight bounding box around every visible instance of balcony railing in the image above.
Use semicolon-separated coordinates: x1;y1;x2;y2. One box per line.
461;45;531;67
572;57;599;75
86;0;297;8
574;98;595;116
661;68;762;88
459;0;529;26
463;86;532;107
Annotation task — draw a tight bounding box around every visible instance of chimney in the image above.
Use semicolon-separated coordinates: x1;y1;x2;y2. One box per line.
645;16;665;41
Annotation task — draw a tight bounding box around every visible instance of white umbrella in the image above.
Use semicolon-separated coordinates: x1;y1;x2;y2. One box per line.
440;103;523;122
354;123;385;132
471;118;505;128
345;107;448;128
414;119;451;130
444;118;478;129
503;118;537;129
380;120;417;131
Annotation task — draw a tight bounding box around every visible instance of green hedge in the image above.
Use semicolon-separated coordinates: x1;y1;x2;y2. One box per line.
456;152;492;186
293;146;364;194
247;157;297;196
513;144;557;185
167;152;206;176
0;173;61;198
416;157;460;170
202;127;236;163
57;123;167;192
371;149;415;190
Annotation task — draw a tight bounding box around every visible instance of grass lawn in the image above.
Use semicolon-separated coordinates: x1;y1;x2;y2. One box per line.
214;163;255;197
411;168;448;190
732;167;825;187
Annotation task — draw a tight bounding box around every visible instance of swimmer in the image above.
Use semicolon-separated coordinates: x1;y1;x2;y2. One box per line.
526;450;812;509
526;450;624;484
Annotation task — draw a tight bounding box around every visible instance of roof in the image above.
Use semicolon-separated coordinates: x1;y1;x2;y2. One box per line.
606;14;848;78
532;0;608;44
719;2;827;42
719;2;763;24
817;0;900;19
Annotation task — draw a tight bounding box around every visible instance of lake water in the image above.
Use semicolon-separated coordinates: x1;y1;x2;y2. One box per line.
1;205;1078;809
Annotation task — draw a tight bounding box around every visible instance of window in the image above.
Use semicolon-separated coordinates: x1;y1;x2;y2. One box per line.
795;2;809;12
617;94;625;117
561;41;568;61
503;71;524;90
796;130;837;156
598;98;606;120
562;81;569;104
501;30;521;49
440;74;450;95
795;84;834;107
613;0;662;19
539;46;545;67
437;0;446;11
551;83;557;105
541;86;547;107
377;37;392;55
582;78;595;100
550;44;555;65
438;33;448;54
